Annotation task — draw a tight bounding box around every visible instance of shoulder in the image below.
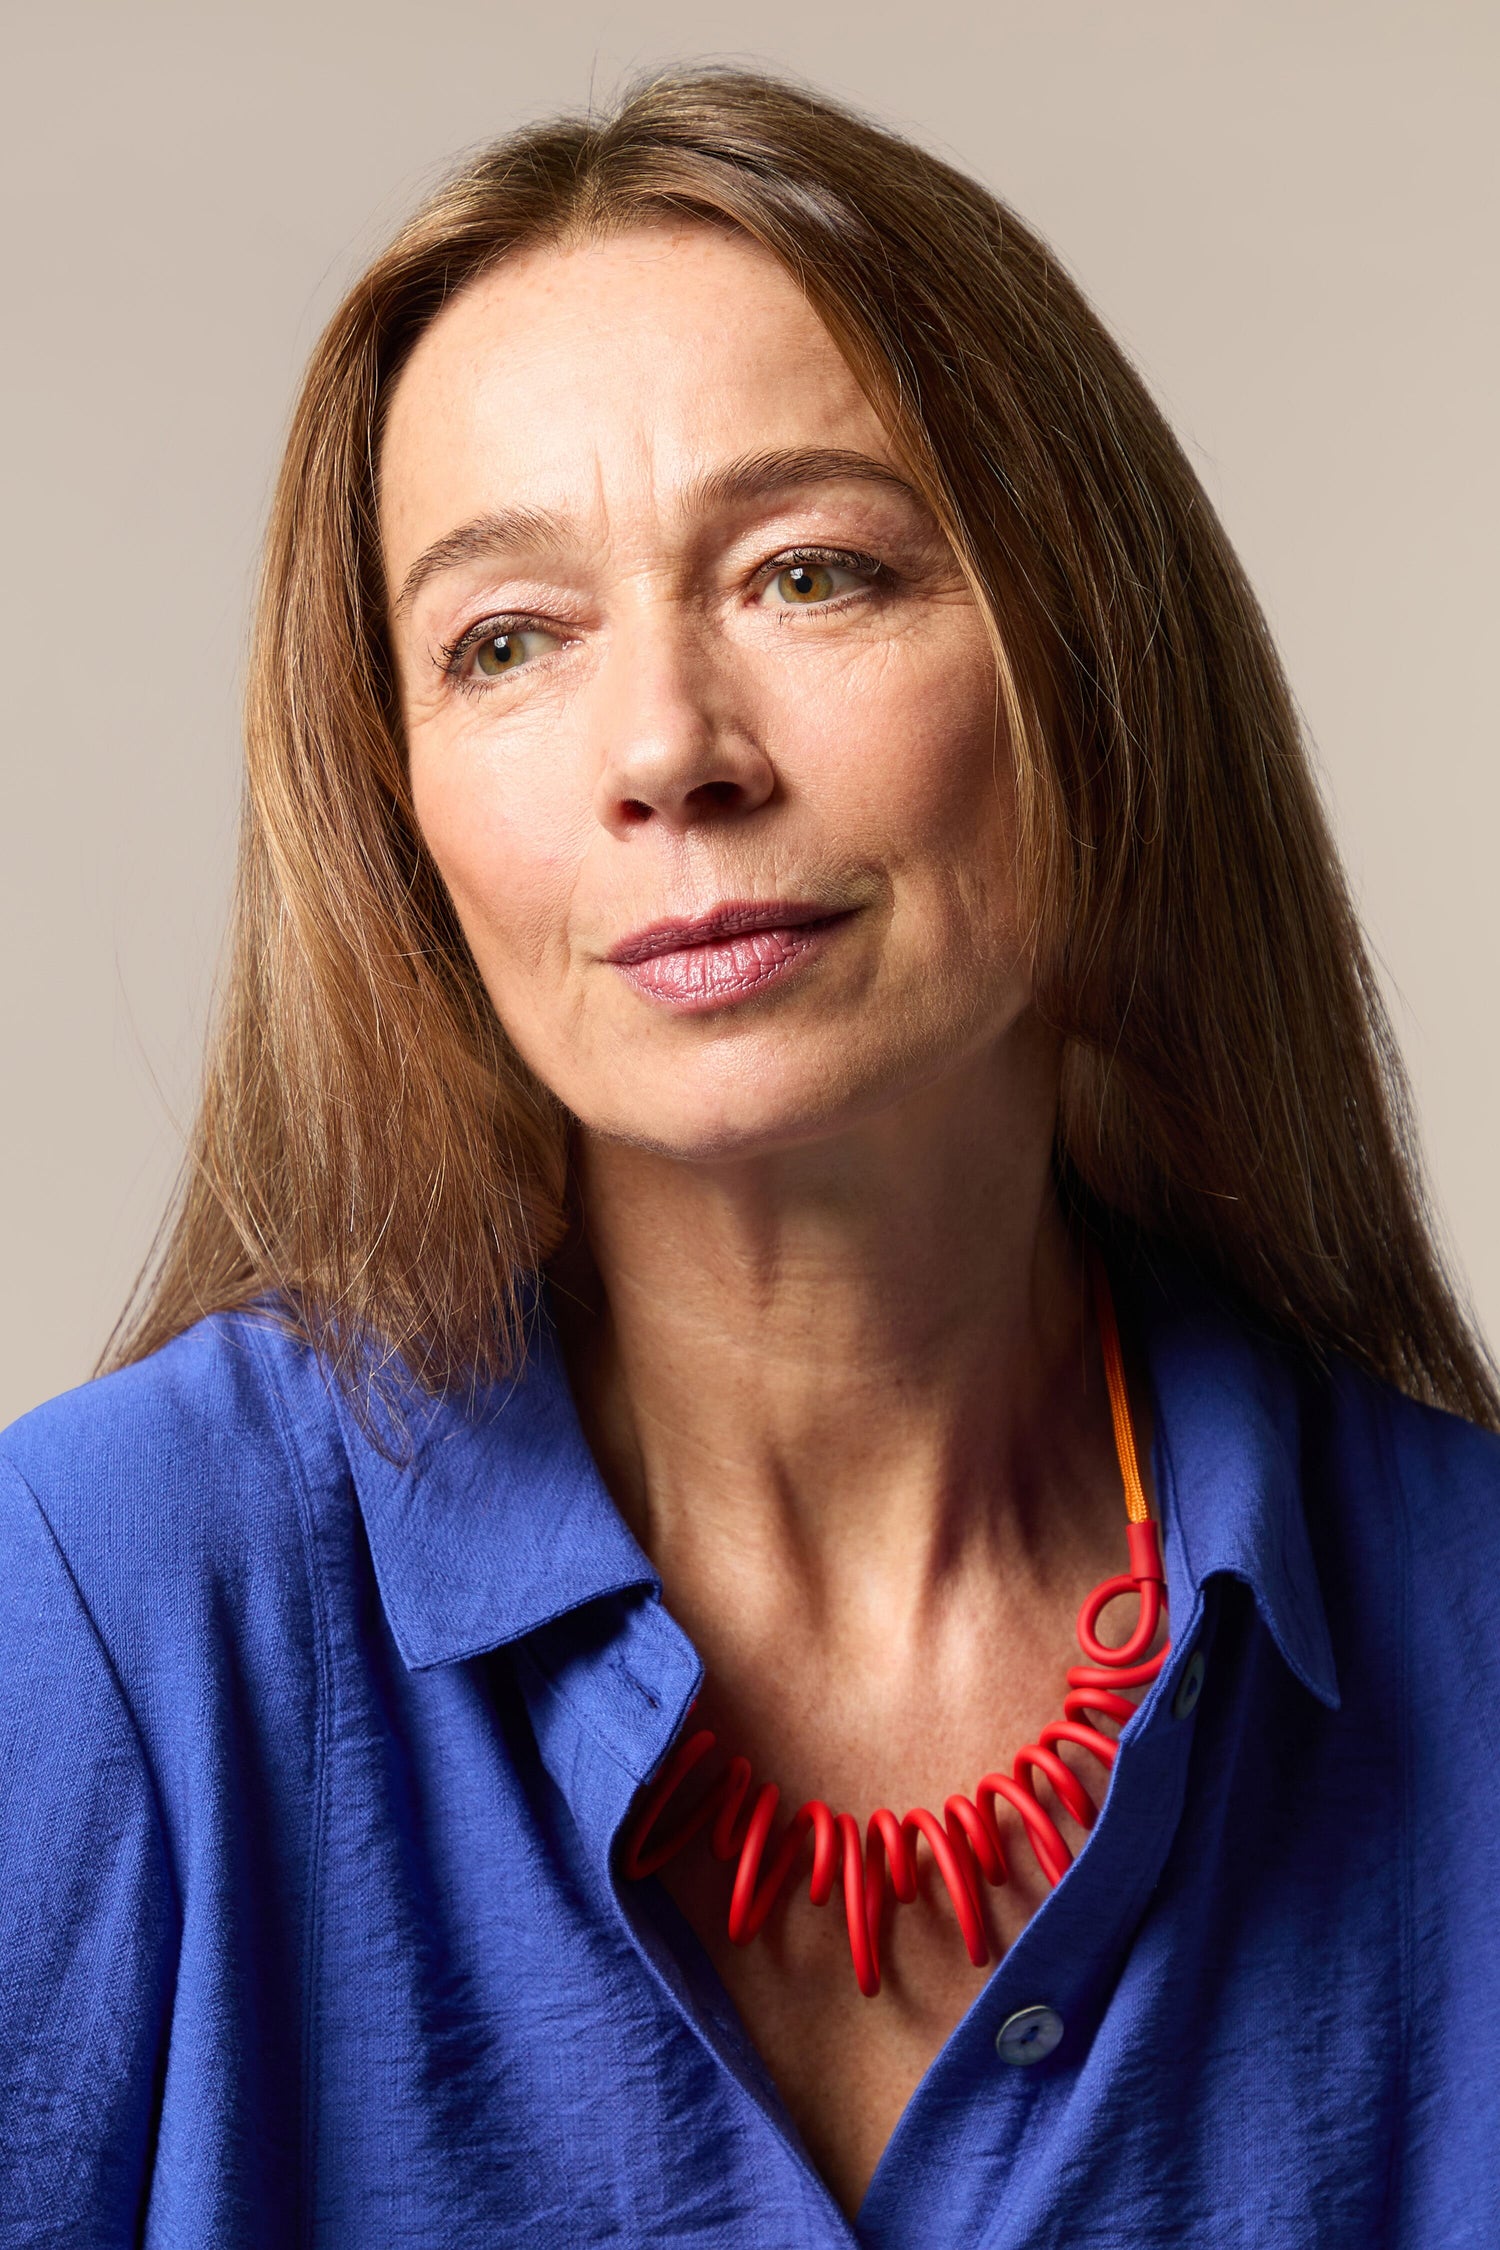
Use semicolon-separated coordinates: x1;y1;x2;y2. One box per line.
1;1304;342;1526
1313;1359;1500;1761
1322;1355;1500;1550
0;1309;351;1664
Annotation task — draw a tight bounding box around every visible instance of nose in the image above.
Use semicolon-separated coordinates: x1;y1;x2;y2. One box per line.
590;622;776;837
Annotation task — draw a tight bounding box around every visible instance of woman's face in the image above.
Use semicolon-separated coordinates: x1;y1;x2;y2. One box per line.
381;222;1032;1158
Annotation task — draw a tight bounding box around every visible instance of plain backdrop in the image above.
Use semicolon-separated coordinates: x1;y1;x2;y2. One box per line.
2;0;1495;1427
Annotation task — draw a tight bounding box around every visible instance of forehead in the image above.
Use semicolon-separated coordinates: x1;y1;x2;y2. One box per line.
378;222;895;547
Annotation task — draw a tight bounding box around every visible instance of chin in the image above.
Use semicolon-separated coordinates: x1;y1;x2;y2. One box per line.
575;1048;940;1164
590;1095;850;1164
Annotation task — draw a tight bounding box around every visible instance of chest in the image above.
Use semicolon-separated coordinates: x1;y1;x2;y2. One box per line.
655;1816;1062;2213
627;1627;1137;2213
166;1581;1417;2247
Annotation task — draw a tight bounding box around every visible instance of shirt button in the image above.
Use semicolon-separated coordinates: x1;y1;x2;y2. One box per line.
1172;1645;1207;1720
995;2004;1065;2067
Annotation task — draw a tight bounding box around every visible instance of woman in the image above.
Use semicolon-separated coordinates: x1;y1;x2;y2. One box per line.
2;65;1496;2248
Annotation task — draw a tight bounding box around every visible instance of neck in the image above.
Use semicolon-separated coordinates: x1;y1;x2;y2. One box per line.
551;1021;1117;1660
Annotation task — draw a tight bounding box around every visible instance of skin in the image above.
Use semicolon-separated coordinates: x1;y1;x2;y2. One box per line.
381;221;1149;2219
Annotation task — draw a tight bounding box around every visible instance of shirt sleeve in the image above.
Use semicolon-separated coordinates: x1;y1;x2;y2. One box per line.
0;1459;176;2248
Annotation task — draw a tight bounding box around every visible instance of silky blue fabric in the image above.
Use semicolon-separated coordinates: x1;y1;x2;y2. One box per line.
2;1265;1498;2246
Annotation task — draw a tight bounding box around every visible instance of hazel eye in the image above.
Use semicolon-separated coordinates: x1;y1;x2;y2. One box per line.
776;561;840;605
759;553;876;612
471;625;558;678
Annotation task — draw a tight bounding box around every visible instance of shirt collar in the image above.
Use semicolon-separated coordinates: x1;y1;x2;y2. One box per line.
1126;1254;1339;1708
332;1258;1338;1709
329;1299;658;1670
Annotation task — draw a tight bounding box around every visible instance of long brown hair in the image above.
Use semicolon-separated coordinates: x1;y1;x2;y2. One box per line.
105;65;1499;1426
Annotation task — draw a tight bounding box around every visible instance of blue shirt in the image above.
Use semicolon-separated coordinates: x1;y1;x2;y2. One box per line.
2;1264;1498;2247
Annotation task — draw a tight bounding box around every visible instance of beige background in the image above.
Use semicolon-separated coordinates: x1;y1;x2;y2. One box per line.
1;0;1495;1428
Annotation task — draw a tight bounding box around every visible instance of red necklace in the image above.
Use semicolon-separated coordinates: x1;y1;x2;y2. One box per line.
621;1256;1168;1997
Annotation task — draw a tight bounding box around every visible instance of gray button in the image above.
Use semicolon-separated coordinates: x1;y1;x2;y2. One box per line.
995;2004;1065;2067
1172;1646;1207;1721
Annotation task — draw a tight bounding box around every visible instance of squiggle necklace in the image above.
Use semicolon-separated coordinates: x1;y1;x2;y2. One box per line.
622;1256;1168;1996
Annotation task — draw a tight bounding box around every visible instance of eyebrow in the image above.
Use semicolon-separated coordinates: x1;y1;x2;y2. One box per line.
390;445;924;620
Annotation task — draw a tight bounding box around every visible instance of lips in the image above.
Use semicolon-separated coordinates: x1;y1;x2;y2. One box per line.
607;900;841;965
606;898;853;1012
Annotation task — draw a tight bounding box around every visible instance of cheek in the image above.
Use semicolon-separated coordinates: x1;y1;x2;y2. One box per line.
786;620;1016;915
407;719;586;988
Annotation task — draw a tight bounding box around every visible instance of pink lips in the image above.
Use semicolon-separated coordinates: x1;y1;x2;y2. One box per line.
607;900;850;1012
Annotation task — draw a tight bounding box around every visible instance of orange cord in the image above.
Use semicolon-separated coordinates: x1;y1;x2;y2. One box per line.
1091;1251;1149;1524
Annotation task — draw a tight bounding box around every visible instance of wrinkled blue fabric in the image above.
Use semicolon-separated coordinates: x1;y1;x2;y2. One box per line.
2;1262;1498;2247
